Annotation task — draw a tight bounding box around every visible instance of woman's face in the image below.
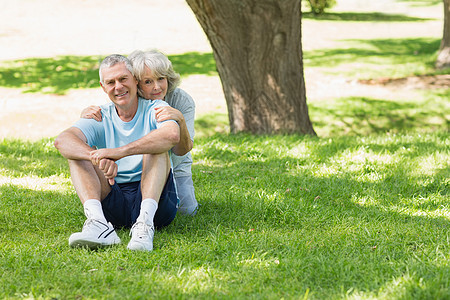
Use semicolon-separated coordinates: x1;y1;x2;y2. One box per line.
138;66;168;100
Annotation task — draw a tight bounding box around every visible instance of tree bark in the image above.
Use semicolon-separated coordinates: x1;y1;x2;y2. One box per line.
436;0;450;69
185;0;316;135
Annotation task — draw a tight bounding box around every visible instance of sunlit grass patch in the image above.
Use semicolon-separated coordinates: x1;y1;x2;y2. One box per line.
0;174;71;191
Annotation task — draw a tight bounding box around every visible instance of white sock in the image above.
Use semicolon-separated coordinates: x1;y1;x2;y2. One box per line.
137;198;158;225
83;199;107;223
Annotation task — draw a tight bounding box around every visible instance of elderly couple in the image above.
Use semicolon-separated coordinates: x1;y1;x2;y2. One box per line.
54;50;198;252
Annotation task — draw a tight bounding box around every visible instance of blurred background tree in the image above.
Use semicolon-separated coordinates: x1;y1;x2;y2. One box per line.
436;0;450;69
307;0;337;15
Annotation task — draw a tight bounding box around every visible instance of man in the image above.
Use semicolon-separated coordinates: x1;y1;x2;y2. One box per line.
54;54;180;252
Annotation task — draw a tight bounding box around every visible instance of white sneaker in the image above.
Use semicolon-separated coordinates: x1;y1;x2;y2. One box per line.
127;221;154;251
69;219;121;249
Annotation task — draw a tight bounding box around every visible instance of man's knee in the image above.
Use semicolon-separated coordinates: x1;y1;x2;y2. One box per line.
142;153;170;171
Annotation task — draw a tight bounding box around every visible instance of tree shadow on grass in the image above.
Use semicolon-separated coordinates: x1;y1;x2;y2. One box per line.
177;133;449;298
0;134;448;298
309;96;448;137
0;138;67;177
0;55;103;95
0;52;217;95
304;37;441;70
302;11;435;22
397;0;442;6
189;133;448;231
194;112;230;138
169;52;217;77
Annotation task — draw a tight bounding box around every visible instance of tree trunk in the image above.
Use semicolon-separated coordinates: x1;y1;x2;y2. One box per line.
436;0;450;69
185;0;316;135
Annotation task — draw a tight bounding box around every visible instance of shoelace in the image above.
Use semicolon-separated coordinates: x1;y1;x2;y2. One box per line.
131;222;153;239
83;218;99;229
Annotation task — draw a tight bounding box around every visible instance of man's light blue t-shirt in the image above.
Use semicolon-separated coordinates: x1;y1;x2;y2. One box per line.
74;97;175;183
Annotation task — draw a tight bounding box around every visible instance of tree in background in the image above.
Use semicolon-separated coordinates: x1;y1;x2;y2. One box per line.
436;0;450;69
185;0;316;135
307;0;337;15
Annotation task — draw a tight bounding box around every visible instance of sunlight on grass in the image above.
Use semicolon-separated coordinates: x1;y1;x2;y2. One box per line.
238;252;280;268
348;270;443;299
0;175;71;191
172;266;223;294
417;154;448;177
334;147;394;181
304;37;444;79
286;143;311;160
0;130;448;298
0;52;217;95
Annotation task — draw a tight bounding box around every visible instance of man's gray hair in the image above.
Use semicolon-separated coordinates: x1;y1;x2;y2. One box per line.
99;54;135;83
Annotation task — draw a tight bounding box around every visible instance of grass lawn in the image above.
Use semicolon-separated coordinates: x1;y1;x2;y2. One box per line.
0;126;448;299
0;92;448;299
0;1;449;299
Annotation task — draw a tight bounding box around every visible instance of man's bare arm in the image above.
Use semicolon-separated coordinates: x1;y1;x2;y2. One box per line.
90;121;180;164
54;127;92;160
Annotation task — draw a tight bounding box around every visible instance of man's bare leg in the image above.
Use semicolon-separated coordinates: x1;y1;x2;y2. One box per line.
67;159;120;249
140;152;171;201
68;159;112;204
127;152;170;251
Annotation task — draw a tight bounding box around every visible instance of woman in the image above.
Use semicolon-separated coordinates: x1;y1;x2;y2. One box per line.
82;49;198;215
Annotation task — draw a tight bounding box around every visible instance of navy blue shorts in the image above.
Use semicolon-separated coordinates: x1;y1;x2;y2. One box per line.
101;169;178;229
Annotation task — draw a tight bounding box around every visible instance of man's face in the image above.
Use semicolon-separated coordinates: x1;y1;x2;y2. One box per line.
138;66;168;100
100;62;138;107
